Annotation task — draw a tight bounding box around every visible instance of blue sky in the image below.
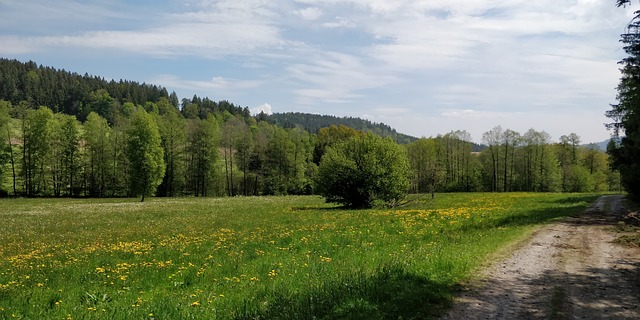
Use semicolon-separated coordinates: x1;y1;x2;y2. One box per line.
0;0;633;143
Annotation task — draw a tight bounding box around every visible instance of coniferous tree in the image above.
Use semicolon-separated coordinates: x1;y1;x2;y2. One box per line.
607;2;640;198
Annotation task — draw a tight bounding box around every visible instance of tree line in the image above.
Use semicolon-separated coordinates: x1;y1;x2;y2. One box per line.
266;112;417;145
0;58;621;199
0;97;619;199
407;128;618;196
0;58;251;124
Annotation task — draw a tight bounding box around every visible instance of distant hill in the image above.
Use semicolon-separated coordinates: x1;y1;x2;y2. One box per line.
265;112;417;144
582;138;617;151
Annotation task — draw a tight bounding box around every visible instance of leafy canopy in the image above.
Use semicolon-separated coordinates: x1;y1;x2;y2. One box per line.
127;109;165;201
316;133;411;208
607;1;640;198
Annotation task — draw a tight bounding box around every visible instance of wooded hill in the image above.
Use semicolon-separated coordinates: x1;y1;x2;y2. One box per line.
266;112;416;144
0;58;621;199
0;58;253;123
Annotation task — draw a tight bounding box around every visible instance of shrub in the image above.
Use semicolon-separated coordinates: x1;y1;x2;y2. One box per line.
316;133;411;208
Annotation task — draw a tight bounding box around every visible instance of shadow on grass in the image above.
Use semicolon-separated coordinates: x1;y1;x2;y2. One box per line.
235;265;455;320
490;194;603;229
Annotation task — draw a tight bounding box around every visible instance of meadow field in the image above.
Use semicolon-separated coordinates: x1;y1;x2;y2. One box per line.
0;193;602;319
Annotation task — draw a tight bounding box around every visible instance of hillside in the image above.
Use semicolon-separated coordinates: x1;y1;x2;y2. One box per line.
266;112;417;144
0;58;251;122
0;59;412;140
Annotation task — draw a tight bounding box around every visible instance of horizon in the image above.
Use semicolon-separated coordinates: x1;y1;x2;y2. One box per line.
0;1;633;144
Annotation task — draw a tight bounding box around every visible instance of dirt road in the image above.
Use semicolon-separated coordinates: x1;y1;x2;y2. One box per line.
441;195;640;320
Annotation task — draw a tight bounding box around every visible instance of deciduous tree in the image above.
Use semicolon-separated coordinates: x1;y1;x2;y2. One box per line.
126;109;165;201
316;133;410;208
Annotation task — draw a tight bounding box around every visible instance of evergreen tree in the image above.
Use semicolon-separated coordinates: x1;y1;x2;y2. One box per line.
607;2;640;198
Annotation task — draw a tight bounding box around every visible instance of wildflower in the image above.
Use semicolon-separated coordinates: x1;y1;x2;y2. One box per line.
191;301;200;307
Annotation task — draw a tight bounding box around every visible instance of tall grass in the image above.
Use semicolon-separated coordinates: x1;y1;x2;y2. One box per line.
0;193;600;319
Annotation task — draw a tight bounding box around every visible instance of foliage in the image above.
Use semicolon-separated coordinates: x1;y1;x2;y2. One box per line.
185;116;221;196
268;112;417;144
0;59;171;120
316;133;411;208
607;3;640;198
84;112;112;197
0;193;601;319
0;58;622;198
155;107;187;197
21;106;54;196
126;109;165;201
0;101;9;192
313;124;362;164
406;138;444;195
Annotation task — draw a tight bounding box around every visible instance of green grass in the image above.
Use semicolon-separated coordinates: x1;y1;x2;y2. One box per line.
0;193;602;319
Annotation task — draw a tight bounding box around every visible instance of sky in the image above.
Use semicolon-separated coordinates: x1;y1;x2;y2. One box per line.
0;0;635;143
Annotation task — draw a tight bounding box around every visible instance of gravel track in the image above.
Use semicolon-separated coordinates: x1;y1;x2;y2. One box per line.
440;195;640;320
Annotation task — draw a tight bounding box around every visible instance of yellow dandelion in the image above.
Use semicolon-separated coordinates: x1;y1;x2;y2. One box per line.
191;301;200;307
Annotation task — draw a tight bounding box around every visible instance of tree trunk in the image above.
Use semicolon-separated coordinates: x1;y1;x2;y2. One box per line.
7;127;16;197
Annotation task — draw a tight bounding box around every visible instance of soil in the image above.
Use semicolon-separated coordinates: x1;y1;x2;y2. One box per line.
440;195;640;320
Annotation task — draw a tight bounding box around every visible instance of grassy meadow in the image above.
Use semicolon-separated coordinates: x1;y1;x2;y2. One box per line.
0;193;602;319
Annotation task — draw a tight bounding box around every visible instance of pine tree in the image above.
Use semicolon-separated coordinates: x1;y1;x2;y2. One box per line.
607;4;640;198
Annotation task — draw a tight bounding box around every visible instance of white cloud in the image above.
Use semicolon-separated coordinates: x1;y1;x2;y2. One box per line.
322;16;356;28
1;0;632;143
296;7;323;20
151;74;262;93
251;103;273;115
286;51;396;104
441;109;519;119
0;0;288;58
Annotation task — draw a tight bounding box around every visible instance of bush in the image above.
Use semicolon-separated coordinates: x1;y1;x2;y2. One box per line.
316;133;411;208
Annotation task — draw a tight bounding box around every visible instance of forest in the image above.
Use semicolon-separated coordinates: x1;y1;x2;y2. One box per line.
0;58;619;199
